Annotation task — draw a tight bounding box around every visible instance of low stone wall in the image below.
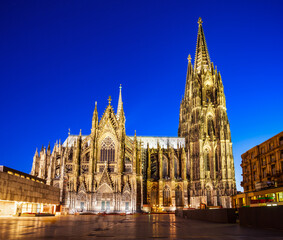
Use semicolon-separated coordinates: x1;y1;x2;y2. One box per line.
176;208;237;223
239;206;283;230
0;171;60;204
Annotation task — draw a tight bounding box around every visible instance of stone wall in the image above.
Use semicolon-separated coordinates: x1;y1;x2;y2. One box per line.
0;171;60;204
175;208;237;223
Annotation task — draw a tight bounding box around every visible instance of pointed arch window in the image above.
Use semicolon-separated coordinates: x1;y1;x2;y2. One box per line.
215;151;219;172
207;118;215;137
162;155;169;179
83;152;90;163
151;154;158;180
100;137;115;163
204;150;210;171
68;149;73;162
174;157;180;178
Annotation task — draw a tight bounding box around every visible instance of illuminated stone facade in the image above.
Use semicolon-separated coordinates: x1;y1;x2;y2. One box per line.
31;18;236;212
241;131;283;192
178;18;236;208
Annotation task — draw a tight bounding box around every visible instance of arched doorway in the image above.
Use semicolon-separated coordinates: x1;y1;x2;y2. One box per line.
97;183;113;212
122;192;131;212
206;186;212;206
77;191;87;212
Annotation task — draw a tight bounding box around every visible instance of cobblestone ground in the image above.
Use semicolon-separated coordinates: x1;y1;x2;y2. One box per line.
0;214;282;240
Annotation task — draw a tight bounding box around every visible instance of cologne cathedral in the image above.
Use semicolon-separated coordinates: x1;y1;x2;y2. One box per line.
31;18;236;213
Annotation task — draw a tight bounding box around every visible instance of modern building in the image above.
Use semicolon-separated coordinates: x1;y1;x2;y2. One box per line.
232;131;283;208
30;18;236;213
0;166;60;216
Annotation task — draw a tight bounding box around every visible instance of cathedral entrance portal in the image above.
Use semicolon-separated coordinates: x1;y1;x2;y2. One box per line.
125;202;129;211
101;201;110;211
80;202;84;211
97;183;114;212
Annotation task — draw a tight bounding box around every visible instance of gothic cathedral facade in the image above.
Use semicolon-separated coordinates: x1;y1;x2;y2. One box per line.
31;18;236;213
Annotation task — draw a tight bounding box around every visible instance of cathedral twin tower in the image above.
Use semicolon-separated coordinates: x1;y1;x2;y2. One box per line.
31;18;236;212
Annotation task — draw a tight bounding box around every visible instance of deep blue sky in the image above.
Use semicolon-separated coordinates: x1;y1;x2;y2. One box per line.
1;0;282;191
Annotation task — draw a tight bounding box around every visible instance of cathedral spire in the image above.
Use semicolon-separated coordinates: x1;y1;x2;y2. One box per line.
116;84;123;120
184;54;193;99
194;17;211;73
35;148;39;157
92;101;98;132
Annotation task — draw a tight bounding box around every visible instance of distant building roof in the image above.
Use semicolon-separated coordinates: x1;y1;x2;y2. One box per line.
62;135;88;147
62;135;185;149
129;136;185;149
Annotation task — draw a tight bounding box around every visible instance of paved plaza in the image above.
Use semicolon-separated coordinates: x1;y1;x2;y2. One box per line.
0;214;282;240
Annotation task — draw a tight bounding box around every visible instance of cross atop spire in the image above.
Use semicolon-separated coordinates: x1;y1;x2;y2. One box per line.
116;84;123;120
194;17;211;73
108;96;112;105
187;54;192;63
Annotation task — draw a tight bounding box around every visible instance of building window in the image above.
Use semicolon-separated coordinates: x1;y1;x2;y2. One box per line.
82;152;90;163
125;165;132;173
262;168;266;178
151;154;158;179
68;149;73;162
281;161;283;172
270;154;275;163
174;157;180;178
204;150;210;171
269;142;274;150
56;156;61;166
271;165;276;175
261;147;265;154
253;163;256;170
81;164;89;174
280;137;283;145
253;173;257;181
262;158;266;166
280;151;283;159
215;151;219;171
163;155;169;178
100;137;115;162
55;166;60;179
99;166;105;172
207;118;215;137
